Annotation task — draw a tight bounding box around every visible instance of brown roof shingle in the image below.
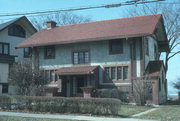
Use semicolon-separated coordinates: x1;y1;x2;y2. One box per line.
16;14;162;48
56;66;98;75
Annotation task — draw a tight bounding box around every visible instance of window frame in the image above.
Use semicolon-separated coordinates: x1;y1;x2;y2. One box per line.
145;38;149;56
104;65;129;82
44;45;56;59
24;47;32;58
2;83;8;93
72;50;90;65
0;42;10;55
109;39;124;54
8;24;26;38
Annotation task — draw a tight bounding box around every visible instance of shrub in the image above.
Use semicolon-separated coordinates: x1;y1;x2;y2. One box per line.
0;95;121;115
94;88;130;102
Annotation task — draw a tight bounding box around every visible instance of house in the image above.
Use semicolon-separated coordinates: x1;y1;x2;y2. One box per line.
16;14;169;104
0;16;37;95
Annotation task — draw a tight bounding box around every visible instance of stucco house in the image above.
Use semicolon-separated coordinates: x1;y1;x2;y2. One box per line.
16;14;169;104
0;16;37;95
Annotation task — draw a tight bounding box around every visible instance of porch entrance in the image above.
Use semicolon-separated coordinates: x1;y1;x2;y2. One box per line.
76;77;85;93
55;66;99;97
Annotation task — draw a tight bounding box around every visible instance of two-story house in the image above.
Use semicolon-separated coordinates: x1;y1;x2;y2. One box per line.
0;16;37;95
16;14;169;104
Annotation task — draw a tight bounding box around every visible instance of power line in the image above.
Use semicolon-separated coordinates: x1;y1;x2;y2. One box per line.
0;0;165;18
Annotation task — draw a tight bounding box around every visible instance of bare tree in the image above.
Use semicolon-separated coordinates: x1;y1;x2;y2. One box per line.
133;77;152;105
126;2;180;74
173;78;180;99
9;61;49;96
30;12;91;31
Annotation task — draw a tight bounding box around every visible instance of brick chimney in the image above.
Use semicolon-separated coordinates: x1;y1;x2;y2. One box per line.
46;21;57;29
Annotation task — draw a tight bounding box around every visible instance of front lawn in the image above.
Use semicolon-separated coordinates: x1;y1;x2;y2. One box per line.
0;115;83;121
119;104;152;117
139;105;180;121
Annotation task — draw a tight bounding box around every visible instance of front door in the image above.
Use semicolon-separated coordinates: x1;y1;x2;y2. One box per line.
76;77;84;93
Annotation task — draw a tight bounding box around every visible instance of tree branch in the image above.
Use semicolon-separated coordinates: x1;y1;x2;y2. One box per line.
168;51;180;60
171;42;180;51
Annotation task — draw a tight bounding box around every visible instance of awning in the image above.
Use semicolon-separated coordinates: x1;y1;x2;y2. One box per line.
145;61;164;78
56;66;98;75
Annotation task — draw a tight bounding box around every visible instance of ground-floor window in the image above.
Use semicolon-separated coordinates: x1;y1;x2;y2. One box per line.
105;66;129;81
2;84;8;93
44;70;58;81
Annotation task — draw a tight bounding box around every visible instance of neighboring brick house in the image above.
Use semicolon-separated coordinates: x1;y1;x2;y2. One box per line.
16;14;169;104
0;16;37;95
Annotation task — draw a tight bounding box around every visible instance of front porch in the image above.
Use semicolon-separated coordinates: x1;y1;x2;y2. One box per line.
45;66;99;97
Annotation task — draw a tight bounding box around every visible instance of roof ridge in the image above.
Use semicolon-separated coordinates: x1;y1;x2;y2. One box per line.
51;13;162;29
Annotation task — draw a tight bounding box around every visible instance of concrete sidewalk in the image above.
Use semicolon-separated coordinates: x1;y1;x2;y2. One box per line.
0;111;157;121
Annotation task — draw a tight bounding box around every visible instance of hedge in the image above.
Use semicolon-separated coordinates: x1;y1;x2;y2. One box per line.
0;95;121;115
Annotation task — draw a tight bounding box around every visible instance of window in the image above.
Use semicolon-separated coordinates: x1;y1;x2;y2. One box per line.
73;51;90;64
105;66;129;81
154;44;158;60
145;38;149;55
44;46;55;59
105;67;110;80
0;43;9;55
123;66;128;79
8;24;26;38
24;47;32;58
109;39;123;54
2;84;8;93
44;70;58;81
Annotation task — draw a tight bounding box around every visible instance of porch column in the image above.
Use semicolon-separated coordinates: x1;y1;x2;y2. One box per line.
152;79;159;105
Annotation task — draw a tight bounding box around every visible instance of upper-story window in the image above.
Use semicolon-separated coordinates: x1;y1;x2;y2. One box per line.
73;50;89;64
44;46;55;59
154;44;158;60
145;38;149;55
105;66;129;81
8;24;26;38
0;42;9;55
24;47;32;58
109;39;123;54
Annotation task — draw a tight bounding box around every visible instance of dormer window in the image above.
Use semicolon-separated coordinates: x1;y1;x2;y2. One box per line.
8;24;26;38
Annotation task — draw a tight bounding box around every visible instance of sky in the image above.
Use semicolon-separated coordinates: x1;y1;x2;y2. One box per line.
0;0;179;95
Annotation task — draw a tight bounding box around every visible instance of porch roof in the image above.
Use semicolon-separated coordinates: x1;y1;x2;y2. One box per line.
145;60;164;78
56;66;98;75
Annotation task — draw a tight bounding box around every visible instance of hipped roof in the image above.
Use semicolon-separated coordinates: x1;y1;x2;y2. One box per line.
16;14;167;48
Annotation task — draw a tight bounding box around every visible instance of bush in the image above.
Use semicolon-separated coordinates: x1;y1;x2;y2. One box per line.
94;88;130;102
0;95;121;115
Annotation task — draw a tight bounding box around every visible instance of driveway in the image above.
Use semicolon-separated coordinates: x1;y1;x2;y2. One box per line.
0;111;156;121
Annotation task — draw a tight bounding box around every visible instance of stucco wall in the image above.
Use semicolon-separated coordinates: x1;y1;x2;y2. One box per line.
158;67;167;104
144;36;158;70
0;20;36;95
0;63;9;83
38;39;131;85
0;25;32;62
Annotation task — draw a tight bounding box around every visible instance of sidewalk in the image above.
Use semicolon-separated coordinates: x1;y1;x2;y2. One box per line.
0;111;157;121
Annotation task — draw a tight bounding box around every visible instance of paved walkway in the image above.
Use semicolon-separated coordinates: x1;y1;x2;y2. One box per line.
0;111;157;121
131;108;158;118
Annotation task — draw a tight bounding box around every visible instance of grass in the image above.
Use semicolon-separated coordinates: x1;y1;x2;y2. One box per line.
119;104;152;117
139;101;180;121
0;115;83;121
